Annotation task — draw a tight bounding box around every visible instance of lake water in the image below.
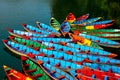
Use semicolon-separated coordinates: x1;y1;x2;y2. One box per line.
0;0;52;78
0;0;120;79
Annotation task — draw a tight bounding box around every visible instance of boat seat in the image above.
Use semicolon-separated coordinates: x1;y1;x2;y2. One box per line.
50;70;56;74
52;38;57;43
58;75;66;79
66;50;73;55
25;48;31;53
31;74;42;78
41;49;48;54
60;60;66;67
67;55;73;61
54;59;60;66
23;64;30;67
26;69;36;73
89;48;96;53
47;50;54;57
47;58;54;66
56;51;62;57
65;61;72;68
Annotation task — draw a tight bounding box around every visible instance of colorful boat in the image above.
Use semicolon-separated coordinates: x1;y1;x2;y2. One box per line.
36;21;61;36
7;29;55;38
10;36;117;58
68;33;103;50
78;33;120;48
22;56;77;80
22;24;52;34
92;33;120;38
70;67;120;80
13;30;101;50
65;12;76;23
3;65;32;80
90;33;120;38
81;29;120;33
50;17;61;31
4;39;120;75
9;36;47;49
21;56;55;80
41;62;77;80
71;23;113;30
76;13;89;21
31;37;103;50
89;20;115;25
3;40;92;63
73;17;102;26
3;40;120;78
35;56;120;74
72;29;120;40
104;37;120;40
60;21;71;36
3;40;120;64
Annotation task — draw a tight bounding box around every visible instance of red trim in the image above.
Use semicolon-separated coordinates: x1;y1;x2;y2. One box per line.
8;35;14;40
26;53;35;58
21;56;27;61
22;23;26;27
6;28;13;32
22;35;30;40
37;53;45;56
2;39;8;43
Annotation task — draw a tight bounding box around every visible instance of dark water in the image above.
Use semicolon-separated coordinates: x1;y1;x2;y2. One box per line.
0;0;120;79
52;0;120;28
0;0;52;78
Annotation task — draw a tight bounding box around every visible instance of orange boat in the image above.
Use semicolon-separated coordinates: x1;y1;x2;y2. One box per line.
3;65;32;80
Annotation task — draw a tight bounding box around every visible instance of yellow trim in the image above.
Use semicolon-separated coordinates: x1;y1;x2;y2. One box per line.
83;39;91;46
26;77;32;80
9;73;20;79
77;39;91;46
86;26;94;29
77;42;83;45
67;20;75;23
